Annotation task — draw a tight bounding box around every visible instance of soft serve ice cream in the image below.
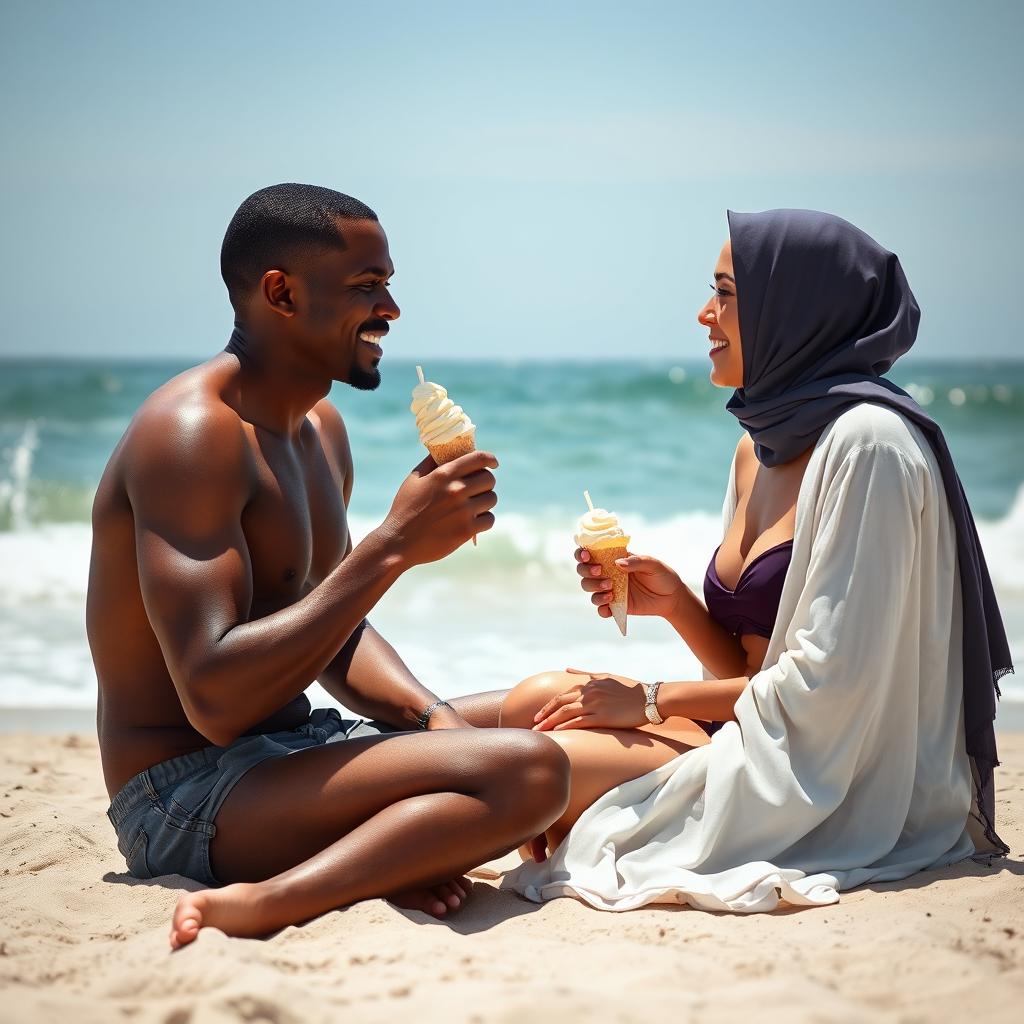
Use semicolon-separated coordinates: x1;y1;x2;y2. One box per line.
411;367;480;544
575;497;631;636
575;507;628;549
411;368;476;464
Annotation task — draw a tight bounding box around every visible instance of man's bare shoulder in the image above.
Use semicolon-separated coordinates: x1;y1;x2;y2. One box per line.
309;398;353;472
119;363;250;490
309;397;349;445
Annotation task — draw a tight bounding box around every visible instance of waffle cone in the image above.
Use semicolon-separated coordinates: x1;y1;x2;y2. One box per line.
588;539;629;636
427;430;479;545
427;431;476;465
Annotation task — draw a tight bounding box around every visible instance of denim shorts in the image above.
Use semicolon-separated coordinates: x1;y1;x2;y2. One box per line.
106;708;398;887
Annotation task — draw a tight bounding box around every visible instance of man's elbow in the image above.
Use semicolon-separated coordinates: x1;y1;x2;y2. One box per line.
194;716;240;748
188;702;239;748
176;670;240;748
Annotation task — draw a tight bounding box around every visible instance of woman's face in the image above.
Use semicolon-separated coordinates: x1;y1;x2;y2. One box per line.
696;239;744;388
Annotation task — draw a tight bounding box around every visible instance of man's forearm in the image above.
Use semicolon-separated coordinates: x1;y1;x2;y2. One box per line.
186;530;407;743
657;676;748;723
318;620;446;731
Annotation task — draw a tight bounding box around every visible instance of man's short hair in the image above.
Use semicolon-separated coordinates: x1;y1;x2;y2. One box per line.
220;183;378;310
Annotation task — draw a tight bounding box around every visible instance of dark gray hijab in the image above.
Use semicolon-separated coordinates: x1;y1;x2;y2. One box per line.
725;208;1012;853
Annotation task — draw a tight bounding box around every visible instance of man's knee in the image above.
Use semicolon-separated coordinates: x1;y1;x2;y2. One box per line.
469;729;569;821
498;731;571;821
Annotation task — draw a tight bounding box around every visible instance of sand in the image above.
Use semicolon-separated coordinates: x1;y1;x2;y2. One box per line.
1;730;1023;1023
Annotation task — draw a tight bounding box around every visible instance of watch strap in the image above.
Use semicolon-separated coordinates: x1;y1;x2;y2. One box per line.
644;682;664;725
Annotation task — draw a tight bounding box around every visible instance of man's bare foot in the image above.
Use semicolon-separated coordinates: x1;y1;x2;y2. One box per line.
170;882;279;949
170;875;474;948
388;876;472;919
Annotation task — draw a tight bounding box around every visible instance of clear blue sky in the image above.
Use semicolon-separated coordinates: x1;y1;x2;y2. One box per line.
1;0;1022;360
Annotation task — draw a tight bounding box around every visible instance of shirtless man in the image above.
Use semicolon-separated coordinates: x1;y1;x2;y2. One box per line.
87;183;569;949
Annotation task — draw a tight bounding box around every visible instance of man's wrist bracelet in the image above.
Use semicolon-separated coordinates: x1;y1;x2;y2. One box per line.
417;699;453;730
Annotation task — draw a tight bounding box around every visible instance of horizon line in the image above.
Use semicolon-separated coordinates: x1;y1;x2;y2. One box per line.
1;353;1021;366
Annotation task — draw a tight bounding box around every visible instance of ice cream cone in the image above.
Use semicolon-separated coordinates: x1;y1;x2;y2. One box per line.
575;492;630;636
412;368;481;544
587;536;630;636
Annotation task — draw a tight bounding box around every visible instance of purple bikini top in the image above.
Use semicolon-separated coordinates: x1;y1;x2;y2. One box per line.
703;540;794;640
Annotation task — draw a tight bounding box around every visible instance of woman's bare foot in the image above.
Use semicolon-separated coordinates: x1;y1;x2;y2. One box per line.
517;836;549;862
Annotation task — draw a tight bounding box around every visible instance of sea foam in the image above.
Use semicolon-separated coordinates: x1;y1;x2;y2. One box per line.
1;490;1021;708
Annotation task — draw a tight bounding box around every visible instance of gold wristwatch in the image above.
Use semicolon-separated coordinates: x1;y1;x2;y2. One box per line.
643;682;664;725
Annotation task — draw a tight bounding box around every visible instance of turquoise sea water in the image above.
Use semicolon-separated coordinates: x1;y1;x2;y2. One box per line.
1;357;1022;713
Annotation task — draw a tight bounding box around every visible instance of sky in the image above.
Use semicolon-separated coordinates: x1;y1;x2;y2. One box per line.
1;0;1022;361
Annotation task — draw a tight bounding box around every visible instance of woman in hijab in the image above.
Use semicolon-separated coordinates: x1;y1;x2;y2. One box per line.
497;209;1012;913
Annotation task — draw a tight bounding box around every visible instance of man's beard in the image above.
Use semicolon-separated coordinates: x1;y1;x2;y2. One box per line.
348;359;381;391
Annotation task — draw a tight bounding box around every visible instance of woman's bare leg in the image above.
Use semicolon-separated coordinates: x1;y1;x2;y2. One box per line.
535;726;705;850
169;728;569;948
500;671;710;853
449;688;507;728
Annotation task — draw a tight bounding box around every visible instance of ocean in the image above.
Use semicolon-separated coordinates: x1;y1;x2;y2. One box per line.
1;357;1022;720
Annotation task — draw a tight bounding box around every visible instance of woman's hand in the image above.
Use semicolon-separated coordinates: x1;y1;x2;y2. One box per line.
575;548;685;620
532;670;646;731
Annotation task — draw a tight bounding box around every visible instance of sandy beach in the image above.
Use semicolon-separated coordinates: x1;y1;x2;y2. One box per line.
0;727;1022;1023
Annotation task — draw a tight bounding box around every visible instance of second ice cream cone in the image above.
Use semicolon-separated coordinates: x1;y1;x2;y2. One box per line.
588;537;629;636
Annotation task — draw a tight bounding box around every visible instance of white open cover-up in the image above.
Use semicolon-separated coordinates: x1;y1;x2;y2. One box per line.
503;403;978;913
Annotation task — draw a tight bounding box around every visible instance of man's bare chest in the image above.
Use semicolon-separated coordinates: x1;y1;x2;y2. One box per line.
240;431;349;610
